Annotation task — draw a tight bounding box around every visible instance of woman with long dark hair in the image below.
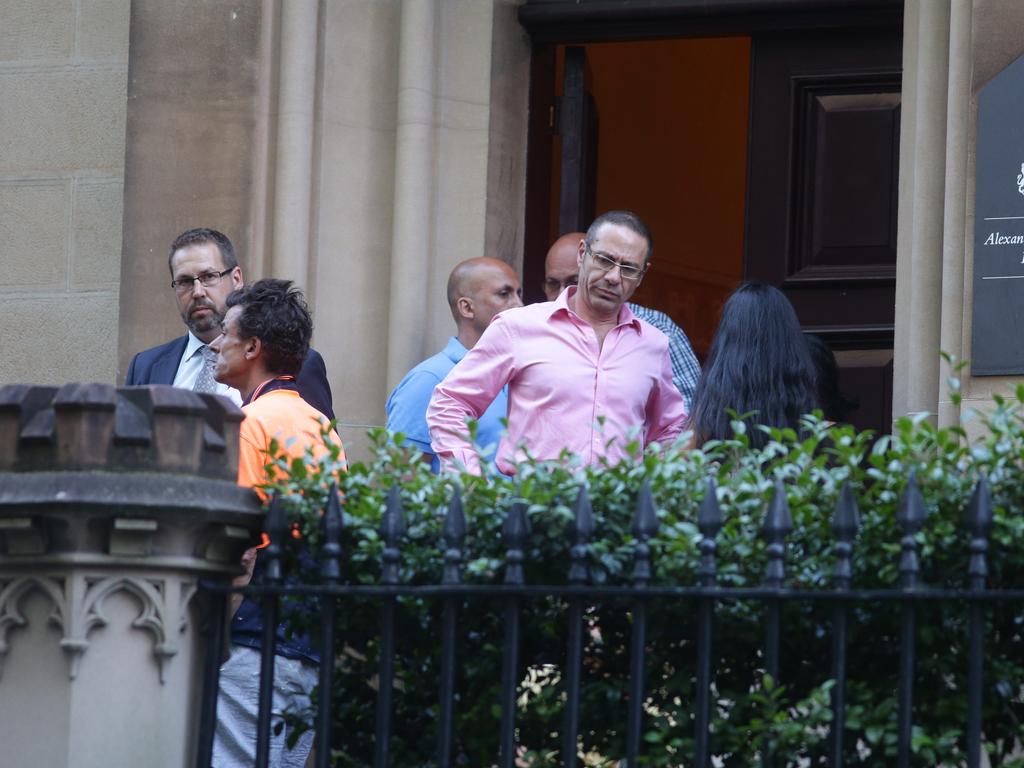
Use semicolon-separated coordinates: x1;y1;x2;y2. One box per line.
688;282;817;449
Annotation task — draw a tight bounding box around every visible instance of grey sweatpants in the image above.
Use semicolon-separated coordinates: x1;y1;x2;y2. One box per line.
212;645;318;768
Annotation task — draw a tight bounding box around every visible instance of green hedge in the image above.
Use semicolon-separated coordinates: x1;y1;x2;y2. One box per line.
262;384;1024;767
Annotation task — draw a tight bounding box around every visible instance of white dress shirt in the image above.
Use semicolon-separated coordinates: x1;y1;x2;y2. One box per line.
172;332;243;406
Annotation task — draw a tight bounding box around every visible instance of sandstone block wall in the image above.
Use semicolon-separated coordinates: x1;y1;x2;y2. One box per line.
0;0;130;387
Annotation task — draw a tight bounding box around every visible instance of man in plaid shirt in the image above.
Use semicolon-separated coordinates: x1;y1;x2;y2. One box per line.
544;231;701;410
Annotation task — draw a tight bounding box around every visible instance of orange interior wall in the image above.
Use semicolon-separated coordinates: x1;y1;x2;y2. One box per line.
550;37;751;357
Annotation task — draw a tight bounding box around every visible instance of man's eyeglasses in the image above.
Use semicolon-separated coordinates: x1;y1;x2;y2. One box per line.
585;244;646;281
171;268;233;294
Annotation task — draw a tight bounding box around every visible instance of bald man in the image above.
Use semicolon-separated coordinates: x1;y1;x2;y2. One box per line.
386;257;522;472
545;231;701;410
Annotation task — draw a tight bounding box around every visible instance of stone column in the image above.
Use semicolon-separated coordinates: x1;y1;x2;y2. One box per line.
0;383;261;768
270;0;320;289
892;0;952;424
385;0;441;391
935;0;972;428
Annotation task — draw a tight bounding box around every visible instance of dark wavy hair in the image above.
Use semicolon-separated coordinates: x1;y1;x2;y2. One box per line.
225;279;311;376
688;282;817;448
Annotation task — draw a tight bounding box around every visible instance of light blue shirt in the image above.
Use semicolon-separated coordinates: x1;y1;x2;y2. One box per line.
385;337;508;473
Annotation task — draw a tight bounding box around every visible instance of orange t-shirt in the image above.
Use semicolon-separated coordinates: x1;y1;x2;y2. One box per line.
237;388;344;492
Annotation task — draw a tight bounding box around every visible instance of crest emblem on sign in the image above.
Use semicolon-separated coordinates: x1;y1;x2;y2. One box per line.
1018;163;1024;197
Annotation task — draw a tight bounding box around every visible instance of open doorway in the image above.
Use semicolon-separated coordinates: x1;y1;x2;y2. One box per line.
544;38;750;360
522;10;902;434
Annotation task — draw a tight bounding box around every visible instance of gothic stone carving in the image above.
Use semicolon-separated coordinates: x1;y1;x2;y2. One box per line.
0;383;263;687
0;572;199;683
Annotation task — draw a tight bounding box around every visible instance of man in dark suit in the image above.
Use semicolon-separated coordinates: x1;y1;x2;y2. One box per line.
125;228;334;420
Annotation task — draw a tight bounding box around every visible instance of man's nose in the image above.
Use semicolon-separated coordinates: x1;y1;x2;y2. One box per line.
190;279;208;297
511;291;524;308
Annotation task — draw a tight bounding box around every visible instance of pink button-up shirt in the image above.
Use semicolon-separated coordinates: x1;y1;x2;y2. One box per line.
426;288;687;474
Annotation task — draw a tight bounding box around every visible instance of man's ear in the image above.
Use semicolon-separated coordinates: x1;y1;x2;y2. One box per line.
244;336;261;360
230;266;244;290
577;241;586;269
456;296;474;321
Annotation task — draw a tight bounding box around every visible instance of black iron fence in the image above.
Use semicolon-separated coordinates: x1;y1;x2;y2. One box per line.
194;473;1019;767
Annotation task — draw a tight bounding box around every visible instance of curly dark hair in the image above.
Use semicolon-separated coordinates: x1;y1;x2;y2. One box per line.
167;227;238;272
225;279;311;376
688;282;817;449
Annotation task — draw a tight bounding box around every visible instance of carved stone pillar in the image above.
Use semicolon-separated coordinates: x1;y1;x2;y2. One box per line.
0;383;261;768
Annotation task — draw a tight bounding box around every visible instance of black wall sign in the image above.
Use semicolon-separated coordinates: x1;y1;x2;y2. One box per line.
972;54;1024;375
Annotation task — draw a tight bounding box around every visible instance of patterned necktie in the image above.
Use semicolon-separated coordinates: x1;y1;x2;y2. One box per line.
193;346;218;394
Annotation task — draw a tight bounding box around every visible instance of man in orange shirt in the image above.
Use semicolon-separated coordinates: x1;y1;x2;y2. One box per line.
209;278;343;768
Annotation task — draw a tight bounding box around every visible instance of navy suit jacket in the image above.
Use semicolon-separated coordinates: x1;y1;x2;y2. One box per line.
125;335;335;422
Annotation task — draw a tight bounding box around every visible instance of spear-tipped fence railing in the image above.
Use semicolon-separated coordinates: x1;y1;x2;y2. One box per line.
829;481;859;768
195;474;1008;767
562;485;594;765
437;485;466;767
255;492;286;768
315;485;343;768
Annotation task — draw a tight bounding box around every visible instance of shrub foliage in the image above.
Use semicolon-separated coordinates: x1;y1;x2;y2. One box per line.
261;385;1024;767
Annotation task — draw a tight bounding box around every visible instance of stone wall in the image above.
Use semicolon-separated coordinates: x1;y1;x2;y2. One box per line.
114;0;531;462
16;0;1024;443
0;1;530;461
116;0;265;377
0;0;130;386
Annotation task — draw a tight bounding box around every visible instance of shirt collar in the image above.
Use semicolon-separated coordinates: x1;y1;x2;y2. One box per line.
442;336;470;364
183;331;209;360
244;375;299;406
548;286;642;333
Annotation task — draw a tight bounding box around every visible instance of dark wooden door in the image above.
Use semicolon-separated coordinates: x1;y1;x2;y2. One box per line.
558;46;598;234
521;44;598;304
745;29;902;432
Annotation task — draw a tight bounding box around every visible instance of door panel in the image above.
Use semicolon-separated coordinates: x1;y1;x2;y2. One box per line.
794;84;900;280
745;29;902;433
746;30;901;318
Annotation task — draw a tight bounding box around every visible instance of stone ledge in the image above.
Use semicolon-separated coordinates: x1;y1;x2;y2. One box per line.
0;383;244;479
0;471;262;570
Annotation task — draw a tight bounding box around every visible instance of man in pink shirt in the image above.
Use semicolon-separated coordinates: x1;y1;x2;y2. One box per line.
427;210;686;474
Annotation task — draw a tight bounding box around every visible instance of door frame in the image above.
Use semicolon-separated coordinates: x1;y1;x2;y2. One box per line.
518;0;903;43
